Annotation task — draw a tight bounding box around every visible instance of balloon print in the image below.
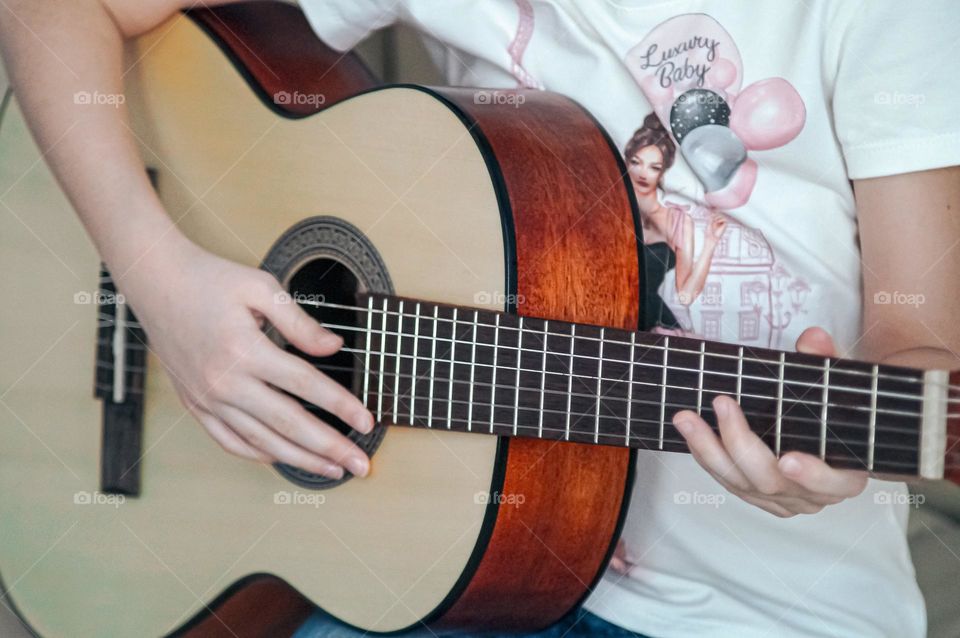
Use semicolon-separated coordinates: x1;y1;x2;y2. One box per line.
626;13;806;209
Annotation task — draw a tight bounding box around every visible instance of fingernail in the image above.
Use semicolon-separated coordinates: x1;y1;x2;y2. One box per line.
713;396;728;418
356;412;375;434
674;418;694;435
346;456;369;477
780;456;801;476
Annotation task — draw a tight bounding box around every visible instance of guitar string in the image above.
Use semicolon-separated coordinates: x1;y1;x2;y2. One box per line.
303;299;960;392
336;346;927;429
321;323;931;407
93;331;960;425
94;305;936;388
90;372;932;471
93;338;943;432
90;376;925;470
93;316;960;412
338;387;928;471
93;353;938;445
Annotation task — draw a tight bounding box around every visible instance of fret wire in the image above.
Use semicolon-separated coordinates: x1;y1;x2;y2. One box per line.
377;297;387;422
736;346;743;403
595;327;605;444
626;331;635;447
539;320;548;440
820;358;830;461
428;305;438;427
468;310;478;432
697;341;706;416
447;308;458;430
411;302;421;425
393;300;404;421
775;352;785;457
868;364;879;471
352;359;921;436
514;317;523;437
565;324;575;442
322;300;934;385
490;313;500;435
659;336;669;450
327;322;923;403
363;295;373;411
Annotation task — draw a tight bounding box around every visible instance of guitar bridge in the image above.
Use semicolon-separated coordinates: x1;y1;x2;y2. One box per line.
94;264;147;496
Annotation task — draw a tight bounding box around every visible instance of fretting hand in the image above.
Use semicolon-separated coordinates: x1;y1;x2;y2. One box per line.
671;327;869;517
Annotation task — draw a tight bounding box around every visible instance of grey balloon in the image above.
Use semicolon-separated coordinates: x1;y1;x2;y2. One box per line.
679;124;747;192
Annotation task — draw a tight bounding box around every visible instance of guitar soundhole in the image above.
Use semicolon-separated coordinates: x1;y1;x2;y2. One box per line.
261;216;393;490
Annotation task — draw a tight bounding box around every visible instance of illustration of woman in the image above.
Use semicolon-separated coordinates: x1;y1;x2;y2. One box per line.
625;113;727;331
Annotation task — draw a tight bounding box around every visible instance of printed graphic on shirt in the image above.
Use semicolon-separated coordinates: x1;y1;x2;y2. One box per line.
623;14;810;348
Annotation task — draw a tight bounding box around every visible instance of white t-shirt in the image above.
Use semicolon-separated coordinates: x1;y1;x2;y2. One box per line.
298;1;960;636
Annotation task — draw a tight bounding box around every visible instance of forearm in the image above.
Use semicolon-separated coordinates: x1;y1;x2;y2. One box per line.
0;0;188;282
853;167;960;372
675;243;715;304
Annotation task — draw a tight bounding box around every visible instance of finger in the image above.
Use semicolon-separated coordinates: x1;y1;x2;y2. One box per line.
795;327;837;357
609;556;631;575
738;492;799;518
251;282;343;358
778;452;868;499
257;341;374;434
672;409;753;491
712;395;786;496
229;380;370;477
193;409;273;463
217;403;346;480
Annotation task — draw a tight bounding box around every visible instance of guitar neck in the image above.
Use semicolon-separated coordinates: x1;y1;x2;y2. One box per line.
339;293;955;480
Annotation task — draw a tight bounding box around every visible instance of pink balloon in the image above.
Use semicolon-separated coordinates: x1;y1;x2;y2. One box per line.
707;58;737;90
729;78;806;151
640;74;674;109
705;158;757;210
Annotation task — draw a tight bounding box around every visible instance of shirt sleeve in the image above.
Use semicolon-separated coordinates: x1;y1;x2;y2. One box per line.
296;0;400;52
832;0;960;179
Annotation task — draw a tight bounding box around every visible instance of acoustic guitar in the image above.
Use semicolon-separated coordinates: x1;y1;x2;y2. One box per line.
0;3;957;637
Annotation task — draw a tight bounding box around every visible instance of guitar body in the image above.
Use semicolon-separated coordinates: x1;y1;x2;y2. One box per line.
0;3;643;636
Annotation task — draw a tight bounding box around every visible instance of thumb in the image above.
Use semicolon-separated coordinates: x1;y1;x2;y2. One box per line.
795;326;837;357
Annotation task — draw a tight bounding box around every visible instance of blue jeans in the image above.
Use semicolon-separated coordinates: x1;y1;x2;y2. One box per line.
292;606;649;637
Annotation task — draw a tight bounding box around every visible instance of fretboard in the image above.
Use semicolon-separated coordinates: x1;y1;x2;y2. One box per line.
347;293;929;477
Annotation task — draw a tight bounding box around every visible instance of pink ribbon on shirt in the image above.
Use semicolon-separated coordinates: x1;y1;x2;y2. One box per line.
508;0;542;89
